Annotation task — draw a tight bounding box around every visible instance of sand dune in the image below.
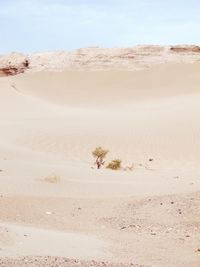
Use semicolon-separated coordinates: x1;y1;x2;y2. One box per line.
1;63;200;168
0;60;200;266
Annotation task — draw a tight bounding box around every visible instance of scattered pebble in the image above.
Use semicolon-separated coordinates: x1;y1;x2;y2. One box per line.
120;224;140;230
178;209;182;214
150;232;156;235
166;228;173;233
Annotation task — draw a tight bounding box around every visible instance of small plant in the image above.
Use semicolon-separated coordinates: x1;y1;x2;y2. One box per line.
92;147;109;169
106;159;122;170
123;164;134;171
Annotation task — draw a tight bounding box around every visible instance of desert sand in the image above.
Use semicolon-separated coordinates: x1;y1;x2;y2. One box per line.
0;47;200;266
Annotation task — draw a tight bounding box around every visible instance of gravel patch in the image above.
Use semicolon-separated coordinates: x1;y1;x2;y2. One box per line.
0;257;150;267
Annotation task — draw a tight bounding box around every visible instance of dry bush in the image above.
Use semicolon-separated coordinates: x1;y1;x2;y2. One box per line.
92;147;109;169
43;174;60;183
123;164;134;171
92;146;109;159
106;159;122;170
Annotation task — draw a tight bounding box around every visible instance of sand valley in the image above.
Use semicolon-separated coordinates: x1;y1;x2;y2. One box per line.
0;46;200;266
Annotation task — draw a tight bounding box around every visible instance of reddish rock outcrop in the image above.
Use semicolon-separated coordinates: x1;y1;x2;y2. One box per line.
170;45;200;53
0;53;29;77
0;60;29;77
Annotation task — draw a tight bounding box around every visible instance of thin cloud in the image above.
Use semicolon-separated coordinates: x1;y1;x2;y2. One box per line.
0;0;199;53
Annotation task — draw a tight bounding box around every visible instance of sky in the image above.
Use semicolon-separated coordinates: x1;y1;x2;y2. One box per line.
0;0;200;54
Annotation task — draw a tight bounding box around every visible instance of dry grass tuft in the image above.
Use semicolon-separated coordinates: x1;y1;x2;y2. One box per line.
106;159;122;170
43;174;61;183
123;164;134;171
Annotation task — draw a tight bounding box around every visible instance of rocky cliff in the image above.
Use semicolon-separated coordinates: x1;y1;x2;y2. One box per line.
0;45;200;76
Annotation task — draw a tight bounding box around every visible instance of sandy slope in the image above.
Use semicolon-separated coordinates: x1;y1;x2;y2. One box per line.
0;62;200;266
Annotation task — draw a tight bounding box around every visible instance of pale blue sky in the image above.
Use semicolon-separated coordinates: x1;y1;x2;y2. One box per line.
0;0;199;53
